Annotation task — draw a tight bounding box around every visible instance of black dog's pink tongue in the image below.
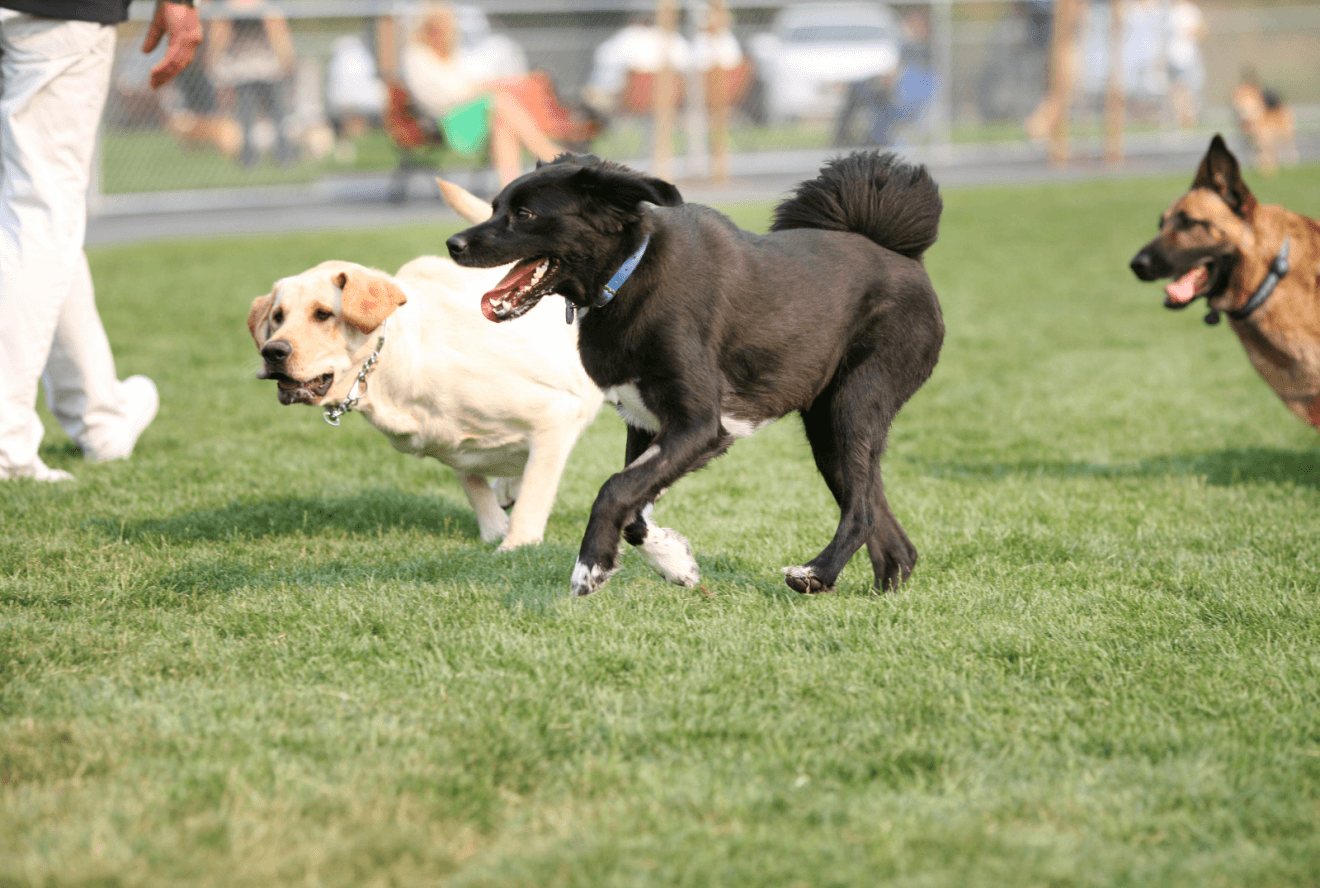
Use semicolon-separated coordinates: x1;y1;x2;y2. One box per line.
481;259;542;322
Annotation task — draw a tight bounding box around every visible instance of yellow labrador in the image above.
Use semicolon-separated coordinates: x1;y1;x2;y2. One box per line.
247;239;603;549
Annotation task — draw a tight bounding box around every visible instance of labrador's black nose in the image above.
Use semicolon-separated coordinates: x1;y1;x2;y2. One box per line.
446;233;470;259
261;339;292;364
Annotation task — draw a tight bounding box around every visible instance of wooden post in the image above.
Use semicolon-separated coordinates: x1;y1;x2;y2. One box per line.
707;0;730;184
1104;0;1126;163
652;0;680;181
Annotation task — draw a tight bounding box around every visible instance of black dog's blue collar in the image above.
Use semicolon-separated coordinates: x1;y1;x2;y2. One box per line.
1205;237;1291;325
566;234;651;324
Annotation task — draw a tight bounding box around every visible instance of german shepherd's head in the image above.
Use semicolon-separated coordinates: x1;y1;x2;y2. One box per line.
445;153;682;323
1129;135;1257;312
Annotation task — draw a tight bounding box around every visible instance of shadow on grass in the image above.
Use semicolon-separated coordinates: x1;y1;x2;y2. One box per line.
917;446;1319;488
89;489;480;544
145;544;816;607
154;543;567;591
148;542;585;604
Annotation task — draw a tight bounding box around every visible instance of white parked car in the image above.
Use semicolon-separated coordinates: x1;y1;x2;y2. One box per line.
750;2;901;123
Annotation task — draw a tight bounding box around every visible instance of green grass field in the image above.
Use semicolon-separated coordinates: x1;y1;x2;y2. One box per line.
4;163;1319;887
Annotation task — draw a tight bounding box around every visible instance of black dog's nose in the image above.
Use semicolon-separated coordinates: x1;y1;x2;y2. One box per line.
1129;251;1154;280
446;232;469;259
261;340;292;364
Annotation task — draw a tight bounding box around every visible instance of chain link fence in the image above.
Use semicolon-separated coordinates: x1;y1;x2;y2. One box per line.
97;0;1320;210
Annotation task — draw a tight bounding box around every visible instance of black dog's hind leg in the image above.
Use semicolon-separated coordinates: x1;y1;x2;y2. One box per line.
787;370;915;594
571;416;726;596
620;426;701;588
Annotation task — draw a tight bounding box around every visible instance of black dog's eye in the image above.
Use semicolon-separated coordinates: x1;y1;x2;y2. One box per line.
314;309;333;322
515;208;536;222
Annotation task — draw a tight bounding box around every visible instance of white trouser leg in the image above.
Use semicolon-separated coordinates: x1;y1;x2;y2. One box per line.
43;250;129;453
0;13;116;472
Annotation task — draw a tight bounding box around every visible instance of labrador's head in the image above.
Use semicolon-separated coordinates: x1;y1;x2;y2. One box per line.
248;261;407;405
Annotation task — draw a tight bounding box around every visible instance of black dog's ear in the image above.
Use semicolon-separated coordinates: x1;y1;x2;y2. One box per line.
571;163;684;209
1193;134;1256;217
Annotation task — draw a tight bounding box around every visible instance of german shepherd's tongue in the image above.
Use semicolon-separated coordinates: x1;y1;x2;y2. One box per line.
1164;266;1207;308
1166;263;1209;308
481;258;547;322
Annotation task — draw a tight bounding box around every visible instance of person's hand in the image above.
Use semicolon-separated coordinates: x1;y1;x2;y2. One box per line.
142;0;203;89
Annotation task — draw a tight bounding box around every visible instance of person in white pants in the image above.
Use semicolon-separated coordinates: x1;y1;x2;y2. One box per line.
0;0;201;481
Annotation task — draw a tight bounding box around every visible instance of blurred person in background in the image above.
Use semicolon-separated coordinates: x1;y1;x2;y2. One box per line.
0;0;201;482
1120;0;1168;117
164;25;243;160
834;10;932;148
582;13;690;117
325;32;385;161
402;2;597;185
1166;0;1205;128
690;2;752;116
206;0;297;166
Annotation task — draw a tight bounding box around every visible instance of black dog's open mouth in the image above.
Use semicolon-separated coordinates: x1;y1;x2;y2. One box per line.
481;257;559;322
265;370;333;405
1163;259;1229;309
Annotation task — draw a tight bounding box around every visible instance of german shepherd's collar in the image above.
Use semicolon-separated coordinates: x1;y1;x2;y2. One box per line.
1204;236;1290;326
1129;134;1320;431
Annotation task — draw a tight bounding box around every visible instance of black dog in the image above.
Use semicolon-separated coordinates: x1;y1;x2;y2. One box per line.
447;152;944;596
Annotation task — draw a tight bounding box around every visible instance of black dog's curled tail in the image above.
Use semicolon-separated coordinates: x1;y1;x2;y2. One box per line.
770;151;942;261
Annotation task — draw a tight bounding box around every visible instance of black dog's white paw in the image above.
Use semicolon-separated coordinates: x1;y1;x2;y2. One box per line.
639;526;700;587
570;560;618;597
782;565;834;594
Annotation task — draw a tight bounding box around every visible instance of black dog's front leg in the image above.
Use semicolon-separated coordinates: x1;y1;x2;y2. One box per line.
570;417;725;596
619;426;702;589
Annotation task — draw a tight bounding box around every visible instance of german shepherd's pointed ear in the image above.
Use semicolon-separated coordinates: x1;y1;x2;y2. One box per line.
334;270;408;334
1193;134;1257;218
247;290;275;346
570;161;684;209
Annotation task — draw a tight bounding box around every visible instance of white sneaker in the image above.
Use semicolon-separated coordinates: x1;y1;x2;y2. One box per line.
0;458;74;482
85;375;159;463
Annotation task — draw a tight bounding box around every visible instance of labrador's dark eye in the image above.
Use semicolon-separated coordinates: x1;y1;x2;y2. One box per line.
314;309;333;322
516;208;536;222
273;309;284;325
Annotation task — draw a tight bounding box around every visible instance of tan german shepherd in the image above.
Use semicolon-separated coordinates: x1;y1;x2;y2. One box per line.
1231;75;1297;175
1130;134;1320;431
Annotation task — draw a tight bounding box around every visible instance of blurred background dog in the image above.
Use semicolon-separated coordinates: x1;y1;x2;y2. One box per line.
1232;69;1298;175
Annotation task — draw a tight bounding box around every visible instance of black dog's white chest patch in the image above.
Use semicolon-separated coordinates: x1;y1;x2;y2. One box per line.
606;382;661;431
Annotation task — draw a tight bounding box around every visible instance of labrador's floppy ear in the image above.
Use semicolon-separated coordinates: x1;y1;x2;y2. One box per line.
334;270;408;334
437;178;493;224
1192;134;1256;218
247;291;275;346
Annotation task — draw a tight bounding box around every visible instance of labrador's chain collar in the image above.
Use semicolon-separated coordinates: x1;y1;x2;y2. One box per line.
323;321;388;426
